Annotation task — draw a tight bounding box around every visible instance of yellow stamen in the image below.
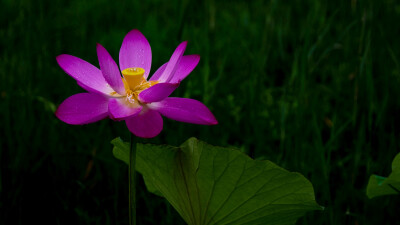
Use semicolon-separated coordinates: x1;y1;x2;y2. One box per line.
122;67;146;90
120;67;159;105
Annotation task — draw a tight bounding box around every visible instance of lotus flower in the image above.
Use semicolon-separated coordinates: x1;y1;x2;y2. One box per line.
56;30;217;138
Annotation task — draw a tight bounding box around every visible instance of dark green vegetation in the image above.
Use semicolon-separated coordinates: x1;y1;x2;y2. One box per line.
1;0;400;224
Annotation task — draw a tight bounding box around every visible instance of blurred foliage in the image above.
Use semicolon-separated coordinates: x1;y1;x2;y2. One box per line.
1;0;400;224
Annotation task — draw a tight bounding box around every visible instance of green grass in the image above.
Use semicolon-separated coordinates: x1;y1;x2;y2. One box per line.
1;0;400;224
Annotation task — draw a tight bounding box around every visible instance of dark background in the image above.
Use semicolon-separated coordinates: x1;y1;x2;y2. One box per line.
1;0;400;224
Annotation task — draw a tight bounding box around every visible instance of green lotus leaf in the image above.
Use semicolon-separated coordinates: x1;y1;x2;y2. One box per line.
112;137;322;225
367;153;400;199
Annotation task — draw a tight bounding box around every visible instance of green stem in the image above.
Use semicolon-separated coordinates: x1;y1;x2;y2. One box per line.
129;133;137;225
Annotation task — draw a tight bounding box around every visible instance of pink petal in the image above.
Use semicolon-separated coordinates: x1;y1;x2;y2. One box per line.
108;98;142;120
157;41;187;83
149;62;167;81
56;54;114;95
77;81;101;94
138;83;179;103
125;109;163;138
119;29;152;79
96;44;125;95
169;55;200;83
151;97;218;125
149;55;199;82
56;93;109;125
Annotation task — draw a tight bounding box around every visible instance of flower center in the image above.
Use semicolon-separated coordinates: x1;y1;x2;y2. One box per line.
121;67;157;104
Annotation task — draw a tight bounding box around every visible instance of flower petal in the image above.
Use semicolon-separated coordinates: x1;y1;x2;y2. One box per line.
150;97;218;125
56;93;109;125
96;43;125;95
56;54;114;95
138;83;179;103
108;98;142;120
169;55;200;83
77;81;99;93
149;62;167;81
157;41;187;83
119;29;152;78
125;109;163;138
149;55;199;82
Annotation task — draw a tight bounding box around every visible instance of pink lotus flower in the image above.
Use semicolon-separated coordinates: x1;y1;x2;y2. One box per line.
56;30;217;138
